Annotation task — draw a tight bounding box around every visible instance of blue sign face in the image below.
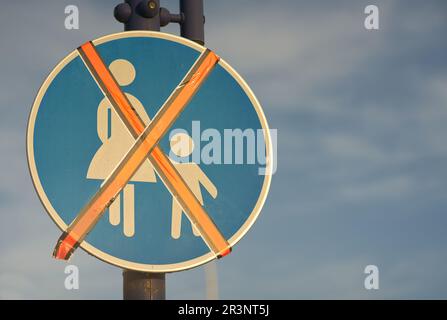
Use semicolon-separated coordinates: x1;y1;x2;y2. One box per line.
27;32;272;272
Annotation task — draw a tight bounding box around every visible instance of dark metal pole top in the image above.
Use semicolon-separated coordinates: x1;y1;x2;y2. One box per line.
114;0;205;45
180;0;205;45
115;0;161;31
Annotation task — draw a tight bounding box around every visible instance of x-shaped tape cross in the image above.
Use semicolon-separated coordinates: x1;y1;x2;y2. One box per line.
53;42;231;260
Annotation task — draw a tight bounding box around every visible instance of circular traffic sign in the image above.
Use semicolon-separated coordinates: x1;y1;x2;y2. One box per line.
27;31;273;272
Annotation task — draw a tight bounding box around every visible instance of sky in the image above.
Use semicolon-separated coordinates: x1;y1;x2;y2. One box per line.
1;0;447;299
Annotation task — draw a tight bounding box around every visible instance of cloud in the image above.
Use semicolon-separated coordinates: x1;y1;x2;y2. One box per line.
339;175;414;202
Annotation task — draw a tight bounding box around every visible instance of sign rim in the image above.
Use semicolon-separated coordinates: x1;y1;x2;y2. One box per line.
27;31;273;273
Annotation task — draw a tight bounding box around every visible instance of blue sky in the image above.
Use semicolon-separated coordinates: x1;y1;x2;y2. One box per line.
1;0;447;299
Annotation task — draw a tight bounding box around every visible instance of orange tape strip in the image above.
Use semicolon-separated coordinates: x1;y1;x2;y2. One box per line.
53;42;231;260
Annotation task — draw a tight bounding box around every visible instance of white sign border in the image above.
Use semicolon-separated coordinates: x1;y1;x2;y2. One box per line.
27;31;273;273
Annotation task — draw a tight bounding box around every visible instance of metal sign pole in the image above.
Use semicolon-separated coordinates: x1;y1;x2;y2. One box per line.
122;269;166;300
114;0;205;300
180;0;205;44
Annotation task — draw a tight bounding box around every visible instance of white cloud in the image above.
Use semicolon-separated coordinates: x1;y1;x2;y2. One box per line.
339;175;414;202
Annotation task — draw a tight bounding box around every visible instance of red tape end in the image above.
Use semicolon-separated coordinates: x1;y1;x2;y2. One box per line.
217;247;232;259
53;233;78;260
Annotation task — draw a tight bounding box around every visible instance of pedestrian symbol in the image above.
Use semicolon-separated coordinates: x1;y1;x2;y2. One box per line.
169;132;218;239
87;59;158;237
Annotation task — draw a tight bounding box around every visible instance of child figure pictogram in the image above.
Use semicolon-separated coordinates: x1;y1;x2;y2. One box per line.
169;133;218;239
